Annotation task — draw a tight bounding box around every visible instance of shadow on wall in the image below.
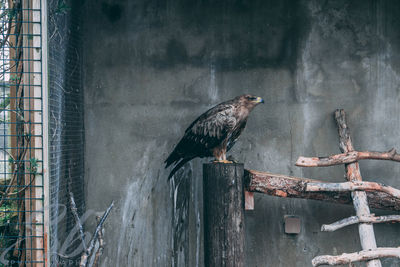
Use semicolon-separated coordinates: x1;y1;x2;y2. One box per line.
98;0;309;71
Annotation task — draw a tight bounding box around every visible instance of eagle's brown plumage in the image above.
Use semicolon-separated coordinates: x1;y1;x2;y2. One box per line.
165;94;264;179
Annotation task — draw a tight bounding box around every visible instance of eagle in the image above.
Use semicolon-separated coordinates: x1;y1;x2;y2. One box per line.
165;94;264;179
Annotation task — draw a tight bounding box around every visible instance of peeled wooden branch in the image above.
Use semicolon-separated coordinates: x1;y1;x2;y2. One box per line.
312;247;400;266
296;148;400;167
245;169;400;211
91;216;105;267
306;181;400;199
335;109;381;267
322;215;400;232
80;201;114;267
70;191;87;251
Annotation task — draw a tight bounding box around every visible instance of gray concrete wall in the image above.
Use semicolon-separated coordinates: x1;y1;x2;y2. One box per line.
83;0;400;266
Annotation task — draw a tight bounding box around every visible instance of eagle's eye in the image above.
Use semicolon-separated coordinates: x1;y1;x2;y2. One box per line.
248;96;257;101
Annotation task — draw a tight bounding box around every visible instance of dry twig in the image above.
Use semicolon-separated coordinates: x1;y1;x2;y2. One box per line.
92;216;105;267
79;202;114;267
70;191;87;251
0;135;30;206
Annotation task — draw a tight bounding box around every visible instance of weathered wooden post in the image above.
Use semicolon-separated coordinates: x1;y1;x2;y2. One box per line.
335;109;381;267
203;163;245;267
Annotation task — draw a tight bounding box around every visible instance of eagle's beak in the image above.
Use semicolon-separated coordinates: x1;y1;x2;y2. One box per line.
256;97;264;104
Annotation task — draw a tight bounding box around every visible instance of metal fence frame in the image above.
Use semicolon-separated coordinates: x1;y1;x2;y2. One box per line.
0;0;49;265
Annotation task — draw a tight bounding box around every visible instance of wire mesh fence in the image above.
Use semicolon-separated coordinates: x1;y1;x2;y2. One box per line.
0;0;45;266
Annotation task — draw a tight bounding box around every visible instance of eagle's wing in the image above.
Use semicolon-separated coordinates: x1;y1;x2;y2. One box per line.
165;102;237;179
227;120;247;152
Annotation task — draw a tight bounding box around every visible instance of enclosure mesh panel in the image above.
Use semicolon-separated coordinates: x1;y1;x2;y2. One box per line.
48;0;84;265
0;0;45;265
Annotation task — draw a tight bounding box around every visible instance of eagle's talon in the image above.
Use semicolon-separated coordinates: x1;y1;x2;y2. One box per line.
213;159;233;164
227;155;238;163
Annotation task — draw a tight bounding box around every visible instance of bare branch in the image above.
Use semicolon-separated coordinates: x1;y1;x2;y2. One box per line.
0;135;30;206
312;247;400;266
322;215;400;232
0;148;16;162
70;191;87;251
245;169;400;211
296;149;400;167
306;181;400;199
91;216;105;267
80;202;114;267
5;172;37;196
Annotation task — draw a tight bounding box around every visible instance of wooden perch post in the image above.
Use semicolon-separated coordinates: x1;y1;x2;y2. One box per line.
203;163;245;267
335;109;382;267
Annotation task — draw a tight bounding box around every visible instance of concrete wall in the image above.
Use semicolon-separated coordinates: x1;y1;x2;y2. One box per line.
83;0;400;266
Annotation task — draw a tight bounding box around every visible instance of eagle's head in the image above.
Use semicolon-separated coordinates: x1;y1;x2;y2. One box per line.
237;94;264;109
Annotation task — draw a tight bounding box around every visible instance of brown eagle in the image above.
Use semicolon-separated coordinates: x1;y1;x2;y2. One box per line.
165;94;264;179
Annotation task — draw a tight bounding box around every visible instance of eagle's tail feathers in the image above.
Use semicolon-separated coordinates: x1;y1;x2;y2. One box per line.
165;152;180;168
165;138;187;167
167;156;195;180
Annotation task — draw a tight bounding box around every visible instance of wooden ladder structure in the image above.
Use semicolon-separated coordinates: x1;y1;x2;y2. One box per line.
245;109;400;266
299;109;400;266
